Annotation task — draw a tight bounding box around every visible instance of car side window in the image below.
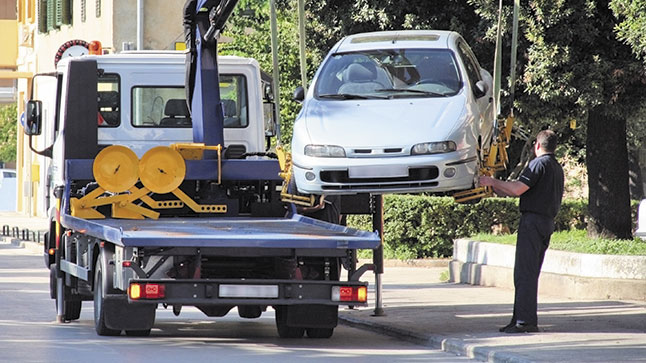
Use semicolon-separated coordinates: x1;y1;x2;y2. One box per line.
457;42;482;96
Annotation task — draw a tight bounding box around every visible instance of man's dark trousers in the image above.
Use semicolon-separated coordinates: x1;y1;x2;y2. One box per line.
512;212;554;326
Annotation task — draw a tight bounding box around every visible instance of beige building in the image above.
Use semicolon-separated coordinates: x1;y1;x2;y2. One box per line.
15;0;186;217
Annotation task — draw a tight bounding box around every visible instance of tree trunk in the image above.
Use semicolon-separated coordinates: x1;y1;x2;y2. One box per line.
586;106;632;239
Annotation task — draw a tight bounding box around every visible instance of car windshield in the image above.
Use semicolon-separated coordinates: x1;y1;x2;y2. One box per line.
314;49;461;99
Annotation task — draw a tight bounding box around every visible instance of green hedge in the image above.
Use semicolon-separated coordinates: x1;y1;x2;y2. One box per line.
346;195;638;259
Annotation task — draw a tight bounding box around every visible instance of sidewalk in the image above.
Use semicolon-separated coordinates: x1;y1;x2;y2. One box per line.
3;212;644;362
340;265;646;362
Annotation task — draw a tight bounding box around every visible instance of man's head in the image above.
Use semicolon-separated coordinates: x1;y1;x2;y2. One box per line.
535;129;557;155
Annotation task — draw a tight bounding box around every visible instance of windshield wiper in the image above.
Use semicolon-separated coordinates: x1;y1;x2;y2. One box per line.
375;88;448;97
318;93;387;100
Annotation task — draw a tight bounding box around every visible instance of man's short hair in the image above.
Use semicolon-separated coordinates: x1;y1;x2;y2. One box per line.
536;130;557;153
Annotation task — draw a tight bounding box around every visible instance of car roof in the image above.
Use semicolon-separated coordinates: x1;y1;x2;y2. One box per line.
334;30;458;53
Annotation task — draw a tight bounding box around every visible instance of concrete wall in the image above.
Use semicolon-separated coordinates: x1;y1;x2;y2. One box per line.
450;239;646;301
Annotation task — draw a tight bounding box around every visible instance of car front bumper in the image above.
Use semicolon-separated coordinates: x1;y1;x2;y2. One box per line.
292;149;478;195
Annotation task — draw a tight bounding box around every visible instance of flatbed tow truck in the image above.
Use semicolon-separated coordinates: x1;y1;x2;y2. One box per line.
23;0;520;339
23;0;382;338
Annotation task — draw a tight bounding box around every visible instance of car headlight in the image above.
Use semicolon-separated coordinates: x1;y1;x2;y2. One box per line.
304;145;346;158
411;141;457;155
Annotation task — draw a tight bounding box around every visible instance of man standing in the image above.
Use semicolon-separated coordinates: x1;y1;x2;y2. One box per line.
479;129;564;333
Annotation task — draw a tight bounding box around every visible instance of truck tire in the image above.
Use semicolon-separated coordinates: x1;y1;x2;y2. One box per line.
94;258;121;336
274;306;304;338
50;263;82;321
306;327;334;339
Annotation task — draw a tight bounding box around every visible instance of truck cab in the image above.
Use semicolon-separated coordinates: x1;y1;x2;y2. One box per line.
45;52;275;212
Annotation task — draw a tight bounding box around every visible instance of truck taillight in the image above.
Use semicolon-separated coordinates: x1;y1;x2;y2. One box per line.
331;286;367;303
129;283;165;300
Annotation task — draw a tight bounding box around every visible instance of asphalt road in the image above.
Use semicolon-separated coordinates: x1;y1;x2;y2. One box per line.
0;241;474;363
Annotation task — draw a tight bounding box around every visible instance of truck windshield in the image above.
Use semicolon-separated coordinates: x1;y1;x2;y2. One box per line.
131;74;249;128
314;49;461;99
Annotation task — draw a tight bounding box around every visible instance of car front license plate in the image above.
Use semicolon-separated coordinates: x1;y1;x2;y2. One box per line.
348;165;408;178
218;284;279;298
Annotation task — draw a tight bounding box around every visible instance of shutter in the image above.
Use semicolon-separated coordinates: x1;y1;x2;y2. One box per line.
81;0;86;22
95;0;101;18
37;0;47;33
55;0;62;27
46;0;55;31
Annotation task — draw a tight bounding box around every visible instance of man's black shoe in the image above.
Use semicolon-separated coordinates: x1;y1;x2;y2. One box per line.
503;323;539;333
498;322;516;332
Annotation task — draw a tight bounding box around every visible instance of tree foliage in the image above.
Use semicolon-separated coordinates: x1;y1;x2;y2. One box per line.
221;0;323;146
611;0;646;61
0;104;17;163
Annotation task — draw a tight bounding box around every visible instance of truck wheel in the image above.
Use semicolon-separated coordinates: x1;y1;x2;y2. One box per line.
50;263;82;321
94;259;120;336
306;327;334;339
274;307;304;338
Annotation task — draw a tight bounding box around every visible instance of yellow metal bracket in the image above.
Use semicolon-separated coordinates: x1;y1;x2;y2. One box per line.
72;144;228;219
454;115;515;203
276;146;316;207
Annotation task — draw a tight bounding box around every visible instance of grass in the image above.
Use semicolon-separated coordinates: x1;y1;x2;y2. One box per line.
469;229;646;256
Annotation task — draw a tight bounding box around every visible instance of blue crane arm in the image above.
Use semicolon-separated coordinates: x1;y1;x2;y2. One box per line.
184;0;240;152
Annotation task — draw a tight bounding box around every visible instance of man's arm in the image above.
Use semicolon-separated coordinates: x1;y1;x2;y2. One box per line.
479;176;529;197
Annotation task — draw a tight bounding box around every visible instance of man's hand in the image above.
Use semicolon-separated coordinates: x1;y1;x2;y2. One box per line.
479;175;495;187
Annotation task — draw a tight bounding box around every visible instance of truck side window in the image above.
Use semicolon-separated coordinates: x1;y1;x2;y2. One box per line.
97;74;120;127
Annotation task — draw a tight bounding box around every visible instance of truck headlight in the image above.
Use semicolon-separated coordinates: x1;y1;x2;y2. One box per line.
304;145;346;158
411;141;456;155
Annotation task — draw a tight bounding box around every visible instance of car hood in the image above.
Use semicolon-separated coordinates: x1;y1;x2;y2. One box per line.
301;94;467;147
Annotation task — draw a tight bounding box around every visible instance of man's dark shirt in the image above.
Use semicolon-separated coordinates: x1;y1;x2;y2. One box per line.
518;153;564;218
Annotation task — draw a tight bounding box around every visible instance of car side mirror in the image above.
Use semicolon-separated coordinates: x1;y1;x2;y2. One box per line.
474;80;488;99
25;100;43;136
293;86;305;103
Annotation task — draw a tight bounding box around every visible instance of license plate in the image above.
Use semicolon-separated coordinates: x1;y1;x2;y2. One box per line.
348;165;408;178
218;284;279;298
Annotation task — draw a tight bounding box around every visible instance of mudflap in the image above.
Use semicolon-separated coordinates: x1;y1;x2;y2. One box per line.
103;295;156;331
284;305;338;329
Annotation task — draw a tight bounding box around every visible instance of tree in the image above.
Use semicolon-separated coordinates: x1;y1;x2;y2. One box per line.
611;0;646;61
0;104;17;164
470;0;646;239
221;0;323;147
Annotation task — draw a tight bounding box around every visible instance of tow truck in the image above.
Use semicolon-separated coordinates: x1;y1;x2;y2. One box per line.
23;0;382;338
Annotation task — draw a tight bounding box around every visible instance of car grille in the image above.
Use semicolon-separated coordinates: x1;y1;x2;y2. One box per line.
319;166;439;184
322;181;439;191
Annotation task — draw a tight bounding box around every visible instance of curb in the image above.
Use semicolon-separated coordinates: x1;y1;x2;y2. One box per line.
338;314;533;363
1;236;42;254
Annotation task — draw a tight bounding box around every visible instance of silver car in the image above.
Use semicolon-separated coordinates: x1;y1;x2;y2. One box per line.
291;30;495;195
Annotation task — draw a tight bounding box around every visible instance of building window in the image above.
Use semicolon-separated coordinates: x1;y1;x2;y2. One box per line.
95;0;101;18
38;0;71;33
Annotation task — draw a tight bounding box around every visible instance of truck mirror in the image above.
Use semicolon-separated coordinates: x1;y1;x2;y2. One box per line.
293;86;305;103
263;102;277;137
25;100;43;136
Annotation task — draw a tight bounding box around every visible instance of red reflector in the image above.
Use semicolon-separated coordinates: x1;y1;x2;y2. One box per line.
339;287;354;301
122;261;132;267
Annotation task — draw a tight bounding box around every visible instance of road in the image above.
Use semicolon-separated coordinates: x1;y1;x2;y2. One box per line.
0;241;473;363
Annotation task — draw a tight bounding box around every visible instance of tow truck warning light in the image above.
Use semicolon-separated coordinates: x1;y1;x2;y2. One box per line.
129;283;165;300
331;286;367;303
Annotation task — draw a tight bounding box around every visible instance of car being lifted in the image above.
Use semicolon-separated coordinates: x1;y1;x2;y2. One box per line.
292;30;495;195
